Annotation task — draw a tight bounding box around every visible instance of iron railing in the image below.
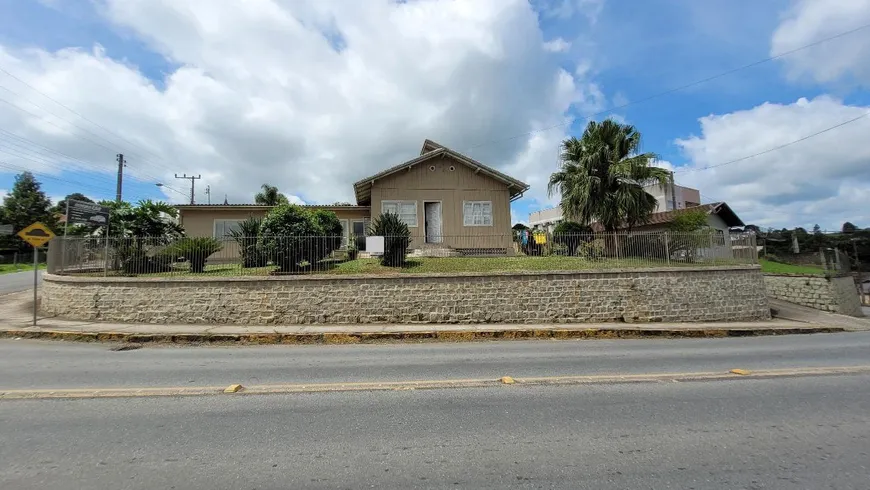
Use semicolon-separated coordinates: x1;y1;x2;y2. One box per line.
47;231;758;277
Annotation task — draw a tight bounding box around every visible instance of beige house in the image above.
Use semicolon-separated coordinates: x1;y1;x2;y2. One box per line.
177;139;529;255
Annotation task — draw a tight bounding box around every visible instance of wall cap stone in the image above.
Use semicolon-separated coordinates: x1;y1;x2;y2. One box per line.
44;265;761;285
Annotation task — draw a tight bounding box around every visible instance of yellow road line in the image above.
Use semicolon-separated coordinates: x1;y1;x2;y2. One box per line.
2;365;869;400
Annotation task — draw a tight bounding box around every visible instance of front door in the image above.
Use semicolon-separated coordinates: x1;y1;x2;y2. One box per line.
424;202;442;243
352;220;366;250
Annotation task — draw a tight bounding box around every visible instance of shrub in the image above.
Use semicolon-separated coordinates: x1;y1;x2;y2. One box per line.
228;216;266;268
116;240;174;274
620;234;667;260
258;204;342;272
579;238;606;260
553;221;593;256
311;209;344;258
347;234;359;260
369;212;410;267
172;237;223;273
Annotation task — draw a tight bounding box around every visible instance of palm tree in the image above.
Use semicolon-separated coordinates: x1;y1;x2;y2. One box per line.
548;120;670;231
254;184;289;206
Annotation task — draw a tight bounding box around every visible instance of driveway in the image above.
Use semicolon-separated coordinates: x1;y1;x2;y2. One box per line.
0;270;42;295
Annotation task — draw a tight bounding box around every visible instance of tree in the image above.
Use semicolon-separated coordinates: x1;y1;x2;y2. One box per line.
102;200;184;274
258;204;342;272
666;209;712;263
228;216;266;268
53;193;93;215
0;172;58;251
548;120;669;231
254;184;290;206
812;224;822;235
842;222;857;233
512;223;529;232
369;212;410;266
552;221;593;256
171;237;222;273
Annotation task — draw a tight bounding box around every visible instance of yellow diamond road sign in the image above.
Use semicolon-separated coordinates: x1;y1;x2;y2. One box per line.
17;222;55;248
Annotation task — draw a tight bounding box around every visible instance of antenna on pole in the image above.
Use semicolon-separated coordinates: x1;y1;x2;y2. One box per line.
174;174;202;205
205;185;211;205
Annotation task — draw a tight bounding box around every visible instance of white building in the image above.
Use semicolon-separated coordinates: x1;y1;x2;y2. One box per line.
529;181;702;232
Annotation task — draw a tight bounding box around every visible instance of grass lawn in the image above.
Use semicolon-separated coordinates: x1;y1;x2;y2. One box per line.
325;256;736;275
759;258;825;275
0;263;46;275
72;255;753;278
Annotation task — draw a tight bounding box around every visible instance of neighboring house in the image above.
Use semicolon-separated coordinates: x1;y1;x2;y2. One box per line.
589;202;747;260
529;179;701;231
176;139;529;256
590;202;744;235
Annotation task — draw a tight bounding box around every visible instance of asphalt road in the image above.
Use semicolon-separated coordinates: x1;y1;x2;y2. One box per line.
0;269;42;294
1;332;869;390
2;374;869;489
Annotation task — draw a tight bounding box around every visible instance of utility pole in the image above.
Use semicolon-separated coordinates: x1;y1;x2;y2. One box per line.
174;174;201;205
205;185;211;205
115;153;125;202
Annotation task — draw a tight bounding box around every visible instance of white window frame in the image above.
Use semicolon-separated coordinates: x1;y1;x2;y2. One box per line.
381;200;418;227
463;200;493;227
213;219;245;238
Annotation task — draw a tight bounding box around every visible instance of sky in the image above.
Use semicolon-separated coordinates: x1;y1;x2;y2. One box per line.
0;0;869;231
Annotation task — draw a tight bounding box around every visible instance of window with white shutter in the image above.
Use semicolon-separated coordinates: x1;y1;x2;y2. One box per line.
381;200;418;227
463;201;493;227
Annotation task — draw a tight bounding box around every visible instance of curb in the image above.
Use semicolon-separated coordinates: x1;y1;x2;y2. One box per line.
0;326;846;345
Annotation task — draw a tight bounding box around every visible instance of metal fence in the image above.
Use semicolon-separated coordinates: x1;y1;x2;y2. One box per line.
47;231;758;277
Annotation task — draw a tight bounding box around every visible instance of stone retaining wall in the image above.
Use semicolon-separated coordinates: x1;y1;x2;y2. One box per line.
764;274;863;317
42;266;770;325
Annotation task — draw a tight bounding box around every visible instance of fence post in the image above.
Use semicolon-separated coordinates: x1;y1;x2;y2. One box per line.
709;231;715;265
664;233;670;266
613;232;619;263
104;224;110;277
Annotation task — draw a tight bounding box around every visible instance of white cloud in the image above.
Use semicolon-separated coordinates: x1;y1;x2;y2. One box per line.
771;0;870;85
543;37;571;52
674;96;870;229
0;0;599;208
652;159;675;172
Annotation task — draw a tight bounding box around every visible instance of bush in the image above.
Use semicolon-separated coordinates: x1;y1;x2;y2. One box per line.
258;204;342;272
553;221;593;256
620;234;667;260
116;241;174;274
579;238;606;261
229;217;266;268
311;209;344;257
172;237;223;273
369;212;410;267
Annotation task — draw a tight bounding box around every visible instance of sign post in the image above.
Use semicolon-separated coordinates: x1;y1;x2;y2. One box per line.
17;222;56;326
65;200;112;276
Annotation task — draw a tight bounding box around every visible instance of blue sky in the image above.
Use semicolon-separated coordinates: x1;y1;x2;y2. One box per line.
1;0;870;230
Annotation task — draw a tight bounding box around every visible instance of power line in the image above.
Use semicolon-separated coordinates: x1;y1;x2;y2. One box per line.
0;84;178;177
0;159;113;195
463;21;870;152
0;64;171;166
675;111;870;174
174;173;201;204
0;133;190;199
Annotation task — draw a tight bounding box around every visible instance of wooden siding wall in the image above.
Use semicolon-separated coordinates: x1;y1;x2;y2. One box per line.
370;155;513;250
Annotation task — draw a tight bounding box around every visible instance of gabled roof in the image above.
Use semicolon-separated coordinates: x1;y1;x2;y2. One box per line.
590;202;744;231
354;139;530;205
